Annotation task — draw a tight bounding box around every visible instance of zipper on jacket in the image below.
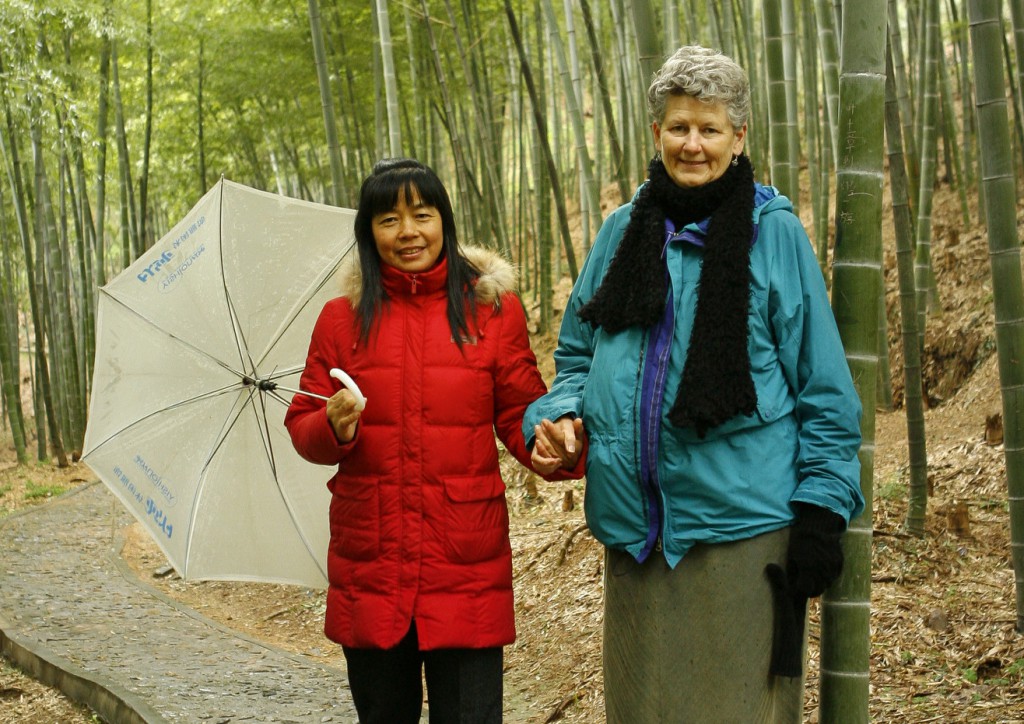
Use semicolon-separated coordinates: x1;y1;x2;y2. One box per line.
410;275;420;294
636;284;675;561
635;225;681;563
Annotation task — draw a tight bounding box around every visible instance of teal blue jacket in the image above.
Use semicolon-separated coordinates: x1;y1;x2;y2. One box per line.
524;184;864;567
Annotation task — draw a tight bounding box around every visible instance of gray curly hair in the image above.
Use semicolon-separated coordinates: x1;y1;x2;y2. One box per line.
647;45;750;129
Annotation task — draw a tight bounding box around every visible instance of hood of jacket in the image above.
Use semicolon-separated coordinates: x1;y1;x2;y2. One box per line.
337;245;517;307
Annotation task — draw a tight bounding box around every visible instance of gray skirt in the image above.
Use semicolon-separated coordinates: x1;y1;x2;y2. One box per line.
603;528;807;724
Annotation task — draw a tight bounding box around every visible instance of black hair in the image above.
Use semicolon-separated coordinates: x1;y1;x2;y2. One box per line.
352;158;479;346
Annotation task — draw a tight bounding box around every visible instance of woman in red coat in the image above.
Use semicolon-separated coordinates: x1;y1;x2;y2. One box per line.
285;158;582;723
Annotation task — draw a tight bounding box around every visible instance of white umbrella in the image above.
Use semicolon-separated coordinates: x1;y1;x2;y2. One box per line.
82;179;355;589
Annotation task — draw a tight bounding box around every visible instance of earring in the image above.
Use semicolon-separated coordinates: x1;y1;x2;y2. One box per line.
731;156;739;167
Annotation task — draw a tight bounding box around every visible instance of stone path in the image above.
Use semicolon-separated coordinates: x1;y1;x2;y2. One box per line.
0;482;357;723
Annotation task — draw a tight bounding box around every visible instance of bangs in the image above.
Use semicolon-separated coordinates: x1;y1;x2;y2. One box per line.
361;167;449;216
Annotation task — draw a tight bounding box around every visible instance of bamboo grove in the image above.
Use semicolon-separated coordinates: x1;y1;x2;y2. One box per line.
1;0;1024;718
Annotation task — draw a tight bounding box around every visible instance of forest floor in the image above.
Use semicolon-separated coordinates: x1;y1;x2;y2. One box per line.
3;180;1024;722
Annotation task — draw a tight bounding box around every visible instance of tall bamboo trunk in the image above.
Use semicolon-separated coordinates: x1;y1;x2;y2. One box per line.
821;1;887;720
375;0;402;156
93;8;111;286
307;0;344;206
763;0;795;198
542;0;602;242
504;0;578;281
138;0;153;251
885;43;929;537
580;0;629;201
968;0;1024;632
914;0;941;357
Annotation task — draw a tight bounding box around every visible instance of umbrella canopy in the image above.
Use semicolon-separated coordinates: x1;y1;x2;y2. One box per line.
83;179;355;588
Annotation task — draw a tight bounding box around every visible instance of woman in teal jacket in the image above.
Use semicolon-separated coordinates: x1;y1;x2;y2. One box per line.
526;45;864;722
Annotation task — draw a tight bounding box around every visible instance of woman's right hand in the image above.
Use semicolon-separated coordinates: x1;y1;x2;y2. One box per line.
326;389;362;443
531;416;585;473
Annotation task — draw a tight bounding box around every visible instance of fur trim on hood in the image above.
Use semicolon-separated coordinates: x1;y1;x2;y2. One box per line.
337;245;518;307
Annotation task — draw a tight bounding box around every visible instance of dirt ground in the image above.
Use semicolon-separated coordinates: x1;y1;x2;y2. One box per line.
3;179;1024;722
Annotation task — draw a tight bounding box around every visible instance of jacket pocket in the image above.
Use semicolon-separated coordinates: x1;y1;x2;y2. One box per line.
443;472;510;564
329;476;380;561
581;437;647;551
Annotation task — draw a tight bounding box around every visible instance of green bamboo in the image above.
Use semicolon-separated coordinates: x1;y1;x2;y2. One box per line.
663;0;680;52
442;0;512;256
93;2;111;284
580;0;629;200
937;44;970;227
631;0;662;92
419;0;476;239
945;0;977;200
801;0;826;270
1000;16;1024;176
968;0;1024;632
504;0;578;282
914;0;941;357
763;0;794;199
739;0;769;178
0;149;27;463
110;39;137;265
557;0;595;249
877;281;894;411
780;0;800;212
29;96;68;466
821;0;887;719
139;0;152;250
719;0;737;57
886;43;929;536
889;0;920;208
542;0;602;245
401;10;421;161
374;0;402;156
815;0;841;164
1012;0;1024;168
307;0;344;206
197;37;208;195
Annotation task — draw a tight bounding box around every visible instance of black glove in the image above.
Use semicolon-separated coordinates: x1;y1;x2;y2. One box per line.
764;505;846;678
764;563;806;678
785;503;846;598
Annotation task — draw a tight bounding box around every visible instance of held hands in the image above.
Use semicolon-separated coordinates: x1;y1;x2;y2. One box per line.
326;388;362;443
531;416;585;475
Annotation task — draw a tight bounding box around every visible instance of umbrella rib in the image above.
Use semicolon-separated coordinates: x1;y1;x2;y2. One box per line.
184;385;259;569
184;386;329;583
253;239;356;370
82;382;244;460
216;181;257;379
255;388;329;582
98;288;247;381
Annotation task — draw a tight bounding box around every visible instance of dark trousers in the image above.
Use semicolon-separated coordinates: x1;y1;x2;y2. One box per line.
342;620;503;724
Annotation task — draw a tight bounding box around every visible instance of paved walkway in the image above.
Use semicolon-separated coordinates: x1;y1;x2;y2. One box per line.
0;482;357;723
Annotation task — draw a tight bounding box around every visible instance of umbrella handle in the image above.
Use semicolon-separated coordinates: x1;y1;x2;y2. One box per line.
330;368;367;411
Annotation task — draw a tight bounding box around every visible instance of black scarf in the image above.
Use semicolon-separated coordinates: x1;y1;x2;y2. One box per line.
578;154;757;437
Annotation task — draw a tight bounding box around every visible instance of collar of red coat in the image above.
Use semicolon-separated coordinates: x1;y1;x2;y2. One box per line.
340;246;517;308
380;254;449;298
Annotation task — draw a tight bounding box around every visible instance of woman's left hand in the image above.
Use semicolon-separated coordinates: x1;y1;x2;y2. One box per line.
325;389;362;443
531;416;585;473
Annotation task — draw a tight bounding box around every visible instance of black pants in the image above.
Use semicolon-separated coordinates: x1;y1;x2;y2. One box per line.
342;620;503;724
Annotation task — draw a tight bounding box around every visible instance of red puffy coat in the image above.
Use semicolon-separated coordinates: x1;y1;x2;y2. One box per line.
285;247;565;650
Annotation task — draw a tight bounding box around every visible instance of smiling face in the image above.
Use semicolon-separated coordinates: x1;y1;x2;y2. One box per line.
371;186;444;273
652;94;747;188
